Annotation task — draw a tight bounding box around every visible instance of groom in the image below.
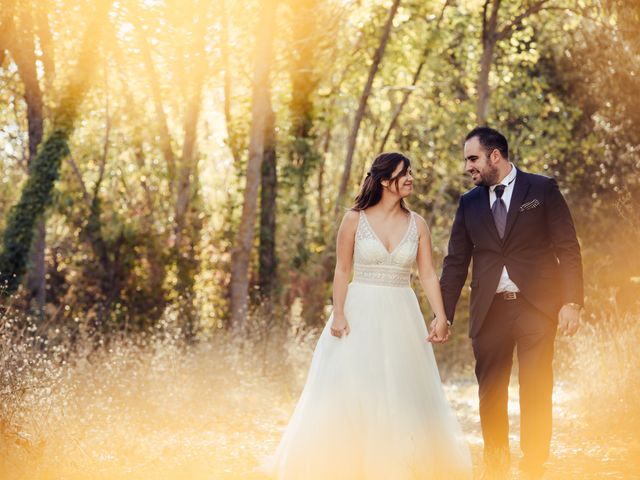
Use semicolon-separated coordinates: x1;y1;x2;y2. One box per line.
438;127;583;477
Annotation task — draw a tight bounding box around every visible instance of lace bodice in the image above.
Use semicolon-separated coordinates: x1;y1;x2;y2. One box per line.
352;210;419;287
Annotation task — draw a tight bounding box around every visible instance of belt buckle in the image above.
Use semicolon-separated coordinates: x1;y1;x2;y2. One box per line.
503;291;517;300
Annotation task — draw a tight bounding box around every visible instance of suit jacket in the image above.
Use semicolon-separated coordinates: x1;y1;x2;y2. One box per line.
440;169;584;338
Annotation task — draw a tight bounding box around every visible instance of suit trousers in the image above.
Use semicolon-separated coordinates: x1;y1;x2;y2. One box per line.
471;293;557;466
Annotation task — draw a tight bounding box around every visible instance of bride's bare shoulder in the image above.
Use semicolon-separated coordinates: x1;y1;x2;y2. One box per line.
339;209;360;230
342;209;360;222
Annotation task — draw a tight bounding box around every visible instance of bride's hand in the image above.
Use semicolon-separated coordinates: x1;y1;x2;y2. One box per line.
427;317;450;344
330;312;351;338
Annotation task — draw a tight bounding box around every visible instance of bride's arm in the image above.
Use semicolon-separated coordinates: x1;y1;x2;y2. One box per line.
330;210;358;337
415;214;449;340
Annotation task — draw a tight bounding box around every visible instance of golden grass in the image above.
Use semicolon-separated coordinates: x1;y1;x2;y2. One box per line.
1;305;639;479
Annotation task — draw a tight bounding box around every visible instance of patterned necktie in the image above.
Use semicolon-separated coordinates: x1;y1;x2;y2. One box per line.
492;184;507;238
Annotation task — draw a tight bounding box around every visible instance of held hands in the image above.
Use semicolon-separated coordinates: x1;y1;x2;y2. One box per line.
558;304;581;336
330;312;351;338
427;316;451;344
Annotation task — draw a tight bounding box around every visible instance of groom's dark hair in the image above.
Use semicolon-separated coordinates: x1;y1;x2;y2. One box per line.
466;127;509;159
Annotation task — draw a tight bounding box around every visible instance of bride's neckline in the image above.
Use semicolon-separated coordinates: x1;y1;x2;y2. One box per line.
361;209;413;256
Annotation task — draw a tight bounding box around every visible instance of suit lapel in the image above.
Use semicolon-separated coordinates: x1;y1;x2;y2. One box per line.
503;169;531;241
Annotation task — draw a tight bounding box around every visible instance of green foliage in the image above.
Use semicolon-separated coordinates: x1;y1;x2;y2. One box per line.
1;0;638;334
0;0;111;296
0;127;70;294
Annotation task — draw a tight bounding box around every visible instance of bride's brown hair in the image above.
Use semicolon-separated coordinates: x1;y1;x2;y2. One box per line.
352;152;411;212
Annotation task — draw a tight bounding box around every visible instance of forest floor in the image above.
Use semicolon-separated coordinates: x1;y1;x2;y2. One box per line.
1;336;638;480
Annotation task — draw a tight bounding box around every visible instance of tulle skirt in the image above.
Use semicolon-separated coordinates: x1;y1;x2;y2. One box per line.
260;281;472;479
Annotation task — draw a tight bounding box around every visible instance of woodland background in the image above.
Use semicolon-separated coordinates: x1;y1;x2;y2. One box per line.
0;0;639;478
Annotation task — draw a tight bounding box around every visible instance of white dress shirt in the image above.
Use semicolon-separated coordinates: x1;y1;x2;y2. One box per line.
489;163;520;293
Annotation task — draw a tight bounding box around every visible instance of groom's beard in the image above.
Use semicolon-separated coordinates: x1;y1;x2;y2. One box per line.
473;164;500;187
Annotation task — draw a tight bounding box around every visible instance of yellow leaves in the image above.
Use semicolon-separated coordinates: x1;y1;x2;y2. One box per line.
310;243;325;254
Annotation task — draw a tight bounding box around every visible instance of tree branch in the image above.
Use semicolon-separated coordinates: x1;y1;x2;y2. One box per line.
67;153;92;208
379;0;451;150
128;1;177;192
95;60;110;198
496;0;549;41
334;0;402;214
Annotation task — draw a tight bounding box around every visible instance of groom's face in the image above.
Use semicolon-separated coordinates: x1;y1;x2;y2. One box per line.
464;136;499;186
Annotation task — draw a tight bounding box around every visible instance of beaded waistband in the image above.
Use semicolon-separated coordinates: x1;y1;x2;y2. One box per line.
352;263;411;287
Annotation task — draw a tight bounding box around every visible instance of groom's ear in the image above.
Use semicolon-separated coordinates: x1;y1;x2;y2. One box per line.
489;148;501;164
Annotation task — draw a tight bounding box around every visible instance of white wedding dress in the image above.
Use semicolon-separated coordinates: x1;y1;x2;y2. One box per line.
261;210;472;479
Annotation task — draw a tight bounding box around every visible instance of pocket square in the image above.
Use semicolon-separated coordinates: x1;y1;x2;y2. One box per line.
519;199;540;212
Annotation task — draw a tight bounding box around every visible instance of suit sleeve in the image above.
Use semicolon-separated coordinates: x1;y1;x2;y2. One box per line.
440;195;473;325
544;178;584;306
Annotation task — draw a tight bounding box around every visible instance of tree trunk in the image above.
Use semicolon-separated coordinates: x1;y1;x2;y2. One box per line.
259;106;277;302
6;3;47;312
31;1;57;315
27;221;46;309
0;0;114;297
18;9;46;313
475;0;548;125
174;69;206;256
476;0;501;125
288;0;319;269
334;0;401;214
229;0;277;333
476;43;497;126
221;0;242;166
317;127;331;239
173;7;209;340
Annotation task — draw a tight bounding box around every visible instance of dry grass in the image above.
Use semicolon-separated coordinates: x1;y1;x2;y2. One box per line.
1;300;639;479
0;308;317;480
553;300;640;473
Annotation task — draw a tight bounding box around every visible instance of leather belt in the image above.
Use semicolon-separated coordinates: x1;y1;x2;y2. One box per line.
497;291;519;300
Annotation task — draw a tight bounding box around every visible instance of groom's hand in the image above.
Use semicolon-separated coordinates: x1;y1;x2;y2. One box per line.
558;304;581;336
427;328;451;344
430;327;451;344
427;318;451;344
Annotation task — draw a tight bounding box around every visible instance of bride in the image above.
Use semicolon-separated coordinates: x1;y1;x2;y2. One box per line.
262;152;472;479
